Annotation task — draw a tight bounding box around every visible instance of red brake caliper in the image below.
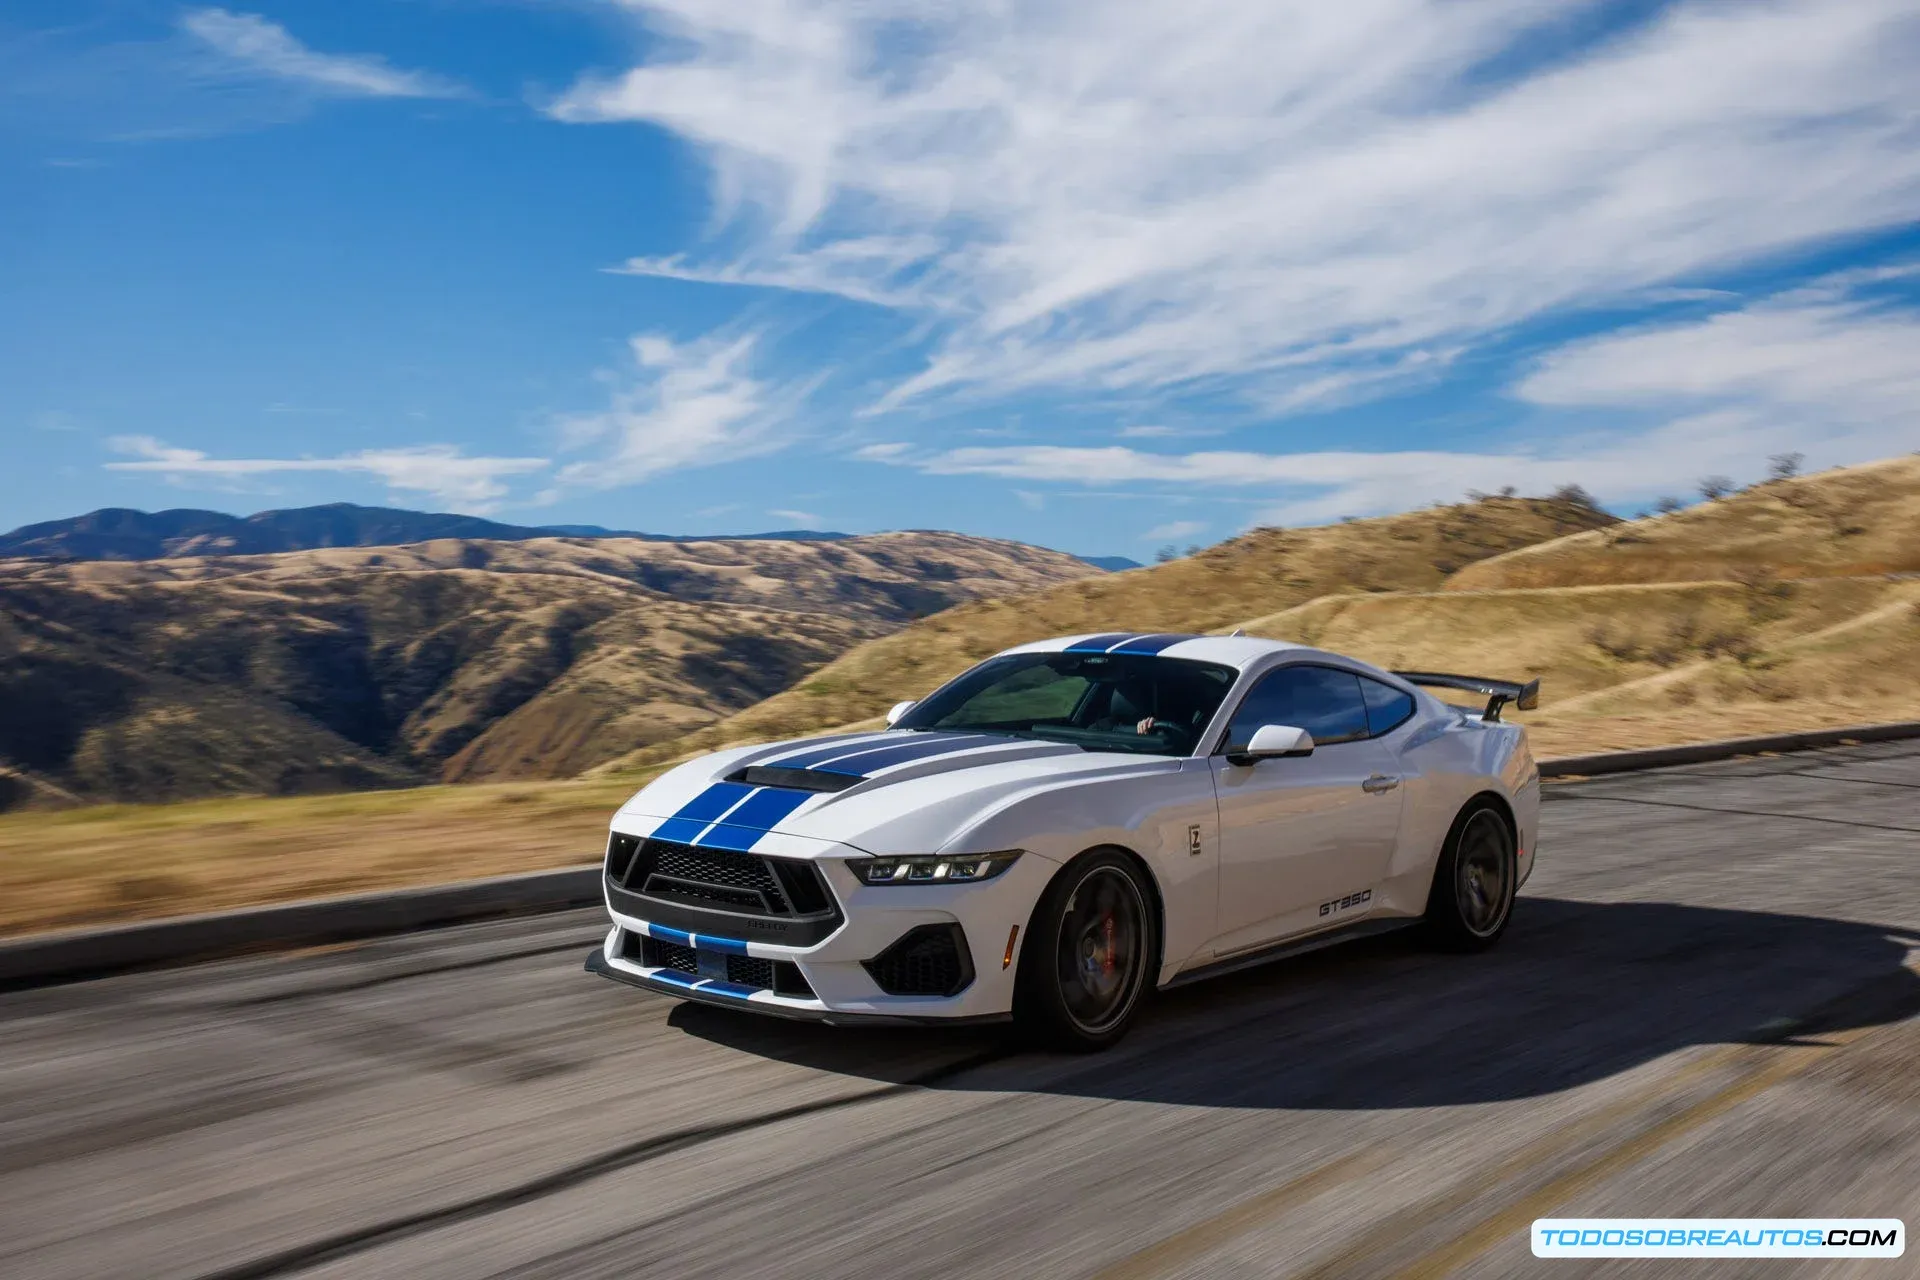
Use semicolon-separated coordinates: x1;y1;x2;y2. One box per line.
1102;915;1116;976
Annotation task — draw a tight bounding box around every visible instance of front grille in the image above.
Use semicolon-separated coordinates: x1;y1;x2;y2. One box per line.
653;842;779;894
604;833;844;947
863;923;974;997
609;836;836;920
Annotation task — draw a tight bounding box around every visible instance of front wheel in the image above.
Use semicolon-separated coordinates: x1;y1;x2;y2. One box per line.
1422;800;1517;952
1013;850;1156;1052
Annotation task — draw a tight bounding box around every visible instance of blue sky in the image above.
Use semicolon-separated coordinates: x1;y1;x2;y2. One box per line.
4;0;1917;558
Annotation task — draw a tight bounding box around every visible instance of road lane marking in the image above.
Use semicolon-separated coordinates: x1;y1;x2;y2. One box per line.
1387;1006;1915;1280
1088;1150;1391;1280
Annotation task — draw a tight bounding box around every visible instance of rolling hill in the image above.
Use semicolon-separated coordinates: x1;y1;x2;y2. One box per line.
604;457;1920;772
0;531;1098;807
1444;455;1920;590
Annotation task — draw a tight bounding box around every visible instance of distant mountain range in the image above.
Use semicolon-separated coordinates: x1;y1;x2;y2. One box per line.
0;503;1139;570
0;504;852;563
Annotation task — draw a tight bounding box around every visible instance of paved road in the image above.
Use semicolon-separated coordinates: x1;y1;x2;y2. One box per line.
3;742;1917;1280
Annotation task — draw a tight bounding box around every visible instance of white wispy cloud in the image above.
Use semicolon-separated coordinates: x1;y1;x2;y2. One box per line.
858;269;1920;522
181;9;466;99
1142;520;1206;543
547;0;1920;420
552;332;799;489
105;436;546;512
767;508;822;526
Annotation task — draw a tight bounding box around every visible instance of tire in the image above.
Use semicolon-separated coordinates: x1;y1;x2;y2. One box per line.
1013;849;1157;1052
1422;799;1518;952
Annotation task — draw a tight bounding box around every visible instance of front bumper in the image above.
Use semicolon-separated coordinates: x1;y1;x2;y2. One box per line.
594;833;1055;1022
584;947;1009;1026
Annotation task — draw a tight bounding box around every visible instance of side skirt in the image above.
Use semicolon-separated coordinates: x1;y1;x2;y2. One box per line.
1162;917;1417;989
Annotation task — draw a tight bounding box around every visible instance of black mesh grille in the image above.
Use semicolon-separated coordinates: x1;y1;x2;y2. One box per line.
652;843;784;899
641;936;699;974
611;837;836;923
863;924;974;997
727;955;775;988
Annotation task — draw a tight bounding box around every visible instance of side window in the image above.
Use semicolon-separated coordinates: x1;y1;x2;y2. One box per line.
1359;676;1416;737
1221;665;1368;752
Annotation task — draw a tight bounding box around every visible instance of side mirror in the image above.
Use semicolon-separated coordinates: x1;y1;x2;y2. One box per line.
1227;724;1315;765
885;700;917;727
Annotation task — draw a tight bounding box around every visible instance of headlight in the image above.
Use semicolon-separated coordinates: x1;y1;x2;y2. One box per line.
847;851;1022;886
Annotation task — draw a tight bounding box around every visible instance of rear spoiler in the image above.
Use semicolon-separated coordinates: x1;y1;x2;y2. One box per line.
1392;671;1540;722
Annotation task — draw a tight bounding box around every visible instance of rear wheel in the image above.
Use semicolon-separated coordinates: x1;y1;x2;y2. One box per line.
1013;850;1155;1051
1422;800;1517;951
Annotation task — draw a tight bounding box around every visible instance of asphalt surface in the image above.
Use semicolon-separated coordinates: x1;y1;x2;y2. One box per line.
3;741;1916;1280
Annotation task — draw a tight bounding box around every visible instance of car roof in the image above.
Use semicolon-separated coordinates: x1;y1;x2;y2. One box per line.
1002;632;1322;671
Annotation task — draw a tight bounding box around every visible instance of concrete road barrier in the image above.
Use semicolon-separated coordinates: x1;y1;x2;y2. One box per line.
4;719;1917;989
1538;719;1920;778
0;866;601;991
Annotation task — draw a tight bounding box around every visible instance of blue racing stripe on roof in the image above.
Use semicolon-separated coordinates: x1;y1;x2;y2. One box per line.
1110;632;1198;655
810;732;1004;777
761;732;898;770
1065;632;1135;653
691;786;813;850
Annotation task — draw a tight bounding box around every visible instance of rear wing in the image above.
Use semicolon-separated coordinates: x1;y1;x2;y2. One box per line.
1392;671;1540;722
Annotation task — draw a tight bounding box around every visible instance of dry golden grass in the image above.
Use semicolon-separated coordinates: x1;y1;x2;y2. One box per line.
0;770;662;938
1242;576;1920;758
1445;455;1920;590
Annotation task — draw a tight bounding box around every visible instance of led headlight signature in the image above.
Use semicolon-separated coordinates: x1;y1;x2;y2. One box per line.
847;851;1022;885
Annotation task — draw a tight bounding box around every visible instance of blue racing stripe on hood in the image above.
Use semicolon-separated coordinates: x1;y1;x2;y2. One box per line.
648;781;756;844
808;732;1005;777
1110;632;1198;655
1064;632;1135;653
691;786;814;850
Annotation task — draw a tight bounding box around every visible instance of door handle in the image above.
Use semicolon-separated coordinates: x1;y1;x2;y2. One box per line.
1362;774;1401;794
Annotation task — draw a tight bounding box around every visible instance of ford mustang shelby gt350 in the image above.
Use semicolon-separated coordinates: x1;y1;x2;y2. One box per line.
587;633;1540;1049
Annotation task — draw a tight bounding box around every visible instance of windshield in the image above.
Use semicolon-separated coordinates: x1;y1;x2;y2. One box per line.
896;651;1238;756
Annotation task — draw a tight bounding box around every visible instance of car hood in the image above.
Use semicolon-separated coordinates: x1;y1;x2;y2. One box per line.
615;729;1179;856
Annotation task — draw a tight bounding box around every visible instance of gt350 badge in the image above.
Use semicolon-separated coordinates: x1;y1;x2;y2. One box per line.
1319;889;1372;917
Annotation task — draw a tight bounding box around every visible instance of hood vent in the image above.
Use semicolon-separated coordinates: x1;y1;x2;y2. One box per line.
727;765;862;794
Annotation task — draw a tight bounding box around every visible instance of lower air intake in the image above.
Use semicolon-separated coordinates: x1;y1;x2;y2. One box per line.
863;923;975;997
628;934;815;998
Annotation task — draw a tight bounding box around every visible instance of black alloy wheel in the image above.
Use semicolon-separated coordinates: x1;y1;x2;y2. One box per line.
1423;799;1517;951
1014;849;1155;1051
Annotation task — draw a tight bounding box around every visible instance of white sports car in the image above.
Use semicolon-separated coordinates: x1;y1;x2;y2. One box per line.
587;632;1540;1049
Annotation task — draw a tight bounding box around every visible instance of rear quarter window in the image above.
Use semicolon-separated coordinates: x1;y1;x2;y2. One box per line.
1359;677;1416;736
